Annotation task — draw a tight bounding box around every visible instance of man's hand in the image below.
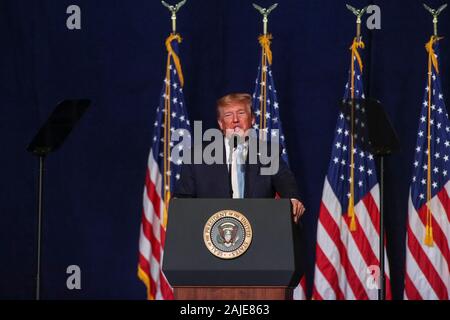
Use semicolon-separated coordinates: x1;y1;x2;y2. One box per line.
290;199;305;224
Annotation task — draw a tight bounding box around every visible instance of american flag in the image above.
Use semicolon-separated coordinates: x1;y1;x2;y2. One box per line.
251;33;306;299
312;39;392;300
138;34;191;300
404;36;450;300
252;34;289;165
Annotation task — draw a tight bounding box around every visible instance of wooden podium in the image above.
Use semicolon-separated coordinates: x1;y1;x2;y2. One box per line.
173;287;293;300
163;199;301;300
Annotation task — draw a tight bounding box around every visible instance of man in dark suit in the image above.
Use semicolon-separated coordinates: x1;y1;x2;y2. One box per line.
174;93;305;223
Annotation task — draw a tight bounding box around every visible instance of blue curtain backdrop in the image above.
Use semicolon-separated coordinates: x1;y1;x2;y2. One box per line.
1;0;449;299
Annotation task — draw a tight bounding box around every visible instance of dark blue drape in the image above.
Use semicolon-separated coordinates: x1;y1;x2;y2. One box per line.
1;0;449;299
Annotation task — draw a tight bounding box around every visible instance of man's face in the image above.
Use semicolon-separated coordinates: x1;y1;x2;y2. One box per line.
217;102;255;137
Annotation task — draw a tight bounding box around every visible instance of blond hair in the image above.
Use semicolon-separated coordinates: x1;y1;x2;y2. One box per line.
216;93;253;118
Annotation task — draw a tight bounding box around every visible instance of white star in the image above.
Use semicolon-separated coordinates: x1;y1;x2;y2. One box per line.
176;174;181;180
344;130;349;136
265;112;271;119
336;142;342;149
418;131;424;137
274;102;279;109
359;165;365;172
179;115;185;122
433;182;438;189
445;155;449;162
340;175;345;181
333;157;339;164
421;179;426;185
444;170;448;177
368;155;374;161
176;159;182;165
446;141;450;147
367;169;373;176
342;145;348;151
423;101;428;107
358;181;363;187
419;194;425;199
412;176;416;182
439;94;444;100
422;164;428;171
172;82;178;89
341;159;346;166
360;151;365;158
337;128;343;134
433;167;439;174
414;161;419;167
171;112;177;118
438;107;443;114
421;116;426;123
172;98;178;104
435;153;440;159
416;146;421;153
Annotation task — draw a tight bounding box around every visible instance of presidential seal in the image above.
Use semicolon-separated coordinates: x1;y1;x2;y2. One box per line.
203;210;253;259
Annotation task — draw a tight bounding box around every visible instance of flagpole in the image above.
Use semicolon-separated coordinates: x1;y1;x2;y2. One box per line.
253;3;278;138
161;0;187;34
346;4;388;300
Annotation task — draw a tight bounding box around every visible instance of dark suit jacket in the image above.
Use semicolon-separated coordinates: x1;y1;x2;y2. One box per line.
173;140;301;200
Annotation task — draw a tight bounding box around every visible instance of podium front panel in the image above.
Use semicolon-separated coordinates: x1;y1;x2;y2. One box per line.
163;199;300;287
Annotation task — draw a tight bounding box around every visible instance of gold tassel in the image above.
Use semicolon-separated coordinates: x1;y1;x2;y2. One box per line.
424;224;434;247
349;198;357;232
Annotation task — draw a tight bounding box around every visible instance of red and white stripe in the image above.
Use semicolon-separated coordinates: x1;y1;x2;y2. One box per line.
404;181;450;300
138;150;174;300
293;276;308;300
313;178;392;300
